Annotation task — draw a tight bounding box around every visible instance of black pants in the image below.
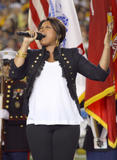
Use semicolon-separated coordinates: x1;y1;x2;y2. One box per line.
26;124;80;160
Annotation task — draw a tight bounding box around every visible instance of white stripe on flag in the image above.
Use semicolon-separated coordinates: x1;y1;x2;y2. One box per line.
32;0;47;20
28;10;38;32
28;10;41;48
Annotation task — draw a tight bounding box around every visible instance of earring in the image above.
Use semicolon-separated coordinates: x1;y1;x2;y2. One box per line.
56;39;59;47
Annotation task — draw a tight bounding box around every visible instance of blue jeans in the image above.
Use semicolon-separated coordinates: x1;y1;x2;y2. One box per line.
2;152;28;160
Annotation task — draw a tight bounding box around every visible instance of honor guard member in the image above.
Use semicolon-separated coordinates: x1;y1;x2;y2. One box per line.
75;102;117;160
83;115;117;160
0;51;29;160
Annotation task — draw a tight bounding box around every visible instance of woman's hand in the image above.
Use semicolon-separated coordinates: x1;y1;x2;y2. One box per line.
104;22;113;46
99;21;114;71
18;30;38;55
14;30;38;67
23;30;38;45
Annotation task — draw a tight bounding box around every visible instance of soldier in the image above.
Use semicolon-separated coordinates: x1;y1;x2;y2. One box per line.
76;101;117;160
83;116;117;160
0;51;29;160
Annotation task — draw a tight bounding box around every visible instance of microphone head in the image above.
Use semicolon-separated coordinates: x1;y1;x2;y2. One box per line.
36;33;46;40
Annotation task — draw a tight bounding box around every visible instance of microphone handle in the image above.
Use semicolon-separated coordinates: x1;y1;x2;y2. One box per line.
17;32;31;37
16;31;45;40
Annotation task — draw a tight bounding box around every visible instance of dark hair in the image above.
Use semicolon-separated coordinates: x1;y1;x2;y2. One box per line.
38;17;66;44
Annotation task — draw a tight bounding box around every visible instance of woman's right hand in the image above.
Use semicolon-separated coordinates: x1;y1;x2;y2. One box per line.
23;30;38;45
14;30;38;67
18;30;38;55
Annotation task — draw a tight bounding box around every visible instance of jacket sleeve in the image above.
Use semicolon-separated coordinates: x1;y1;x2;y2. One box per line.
9;59;28;80
74;49;110;81
9;50;32;80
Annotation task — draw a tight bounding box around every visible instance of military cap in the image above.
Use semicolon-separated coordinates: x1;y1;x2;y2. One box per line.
0;50;16;60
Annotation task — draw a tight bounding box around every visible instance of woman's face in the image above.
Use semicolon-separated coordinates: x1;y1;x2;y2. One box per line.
39;21;57;47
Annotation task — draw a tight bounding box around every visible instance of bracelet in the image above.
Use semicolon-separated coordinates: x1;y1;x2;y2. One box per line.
16;50;27;58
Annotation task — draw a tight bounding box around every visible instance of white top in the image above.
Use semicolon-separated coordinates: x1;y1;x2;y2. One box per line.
27;61;83;125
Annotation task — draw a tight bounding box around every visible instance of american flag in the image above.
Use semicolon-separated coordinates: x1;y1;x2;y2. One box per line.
28;0;49;49
28;0;84;50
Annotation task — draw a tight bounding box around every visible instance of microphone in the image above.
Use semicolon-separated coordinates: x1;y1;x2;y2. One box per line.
16;31;45;40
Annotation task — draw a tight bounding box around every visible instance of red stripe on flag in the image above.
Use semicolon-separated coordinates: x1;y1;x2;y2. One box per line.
30;41;39;49
30;0;40;27
40;0;49;17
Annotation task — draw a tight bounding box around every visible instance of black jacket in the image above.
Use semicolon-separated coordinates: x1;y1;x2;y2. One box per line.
9;47;109;115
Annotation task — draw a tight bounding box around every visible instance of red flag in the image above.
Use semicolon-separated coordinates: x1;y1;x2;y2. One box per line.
84;0;117;148
111;0;117;95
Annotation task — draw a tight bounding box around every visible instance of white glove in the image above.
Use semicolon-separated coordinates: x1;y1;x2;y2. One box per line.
0;109;9;119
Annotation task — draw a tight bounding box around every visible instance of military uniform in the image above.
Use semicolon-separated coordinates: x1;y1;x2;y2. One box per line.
83;119;117;160
0;50;29;160
76;101;117;160
2;79;29;153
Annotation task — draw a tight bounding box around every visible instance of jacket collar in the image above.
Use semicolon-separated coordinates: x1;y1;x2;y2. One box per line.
42;46;61;61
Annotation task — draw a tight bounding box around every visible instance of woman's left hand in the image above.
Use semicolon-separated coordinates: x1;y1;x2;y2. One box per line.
104;21;114;46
